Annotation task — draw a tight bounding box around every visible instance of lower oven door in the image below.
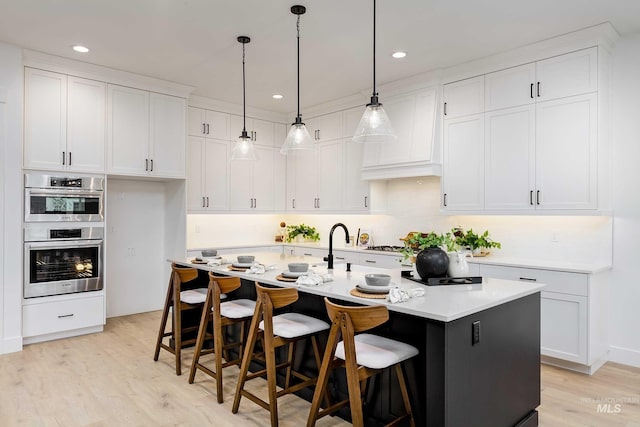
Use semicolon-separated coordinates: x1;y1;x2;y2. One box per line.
24;239;103;298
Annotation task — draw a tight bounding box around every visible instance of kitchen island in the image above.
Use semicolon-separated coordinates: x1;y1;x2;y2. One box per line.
172;252;544;427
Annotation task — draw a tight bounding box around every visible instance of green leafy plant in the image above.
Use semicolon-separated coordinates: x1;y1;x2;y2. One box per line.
401;232;452;260
285;223;320;242
451;227;501;251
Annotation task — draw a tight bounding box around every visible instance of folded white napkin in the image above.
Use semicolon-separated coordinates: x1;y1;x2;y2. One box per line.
207;258;223;266
386;287;425;304
180;288;208;304
247;262;266;274
296;271;333;287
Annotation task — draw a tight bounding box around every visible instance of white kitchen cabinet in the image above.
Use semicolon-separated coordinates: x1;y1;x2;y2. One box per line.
24;69;105;172
484;63;536;111
230;115;275;147
442;113;484;210
188;106;230;140
187;136;228;211
22;294;104;338
343;138;370;211
229;145;275;211
307;111;343;142
317;140;344;211
443;75;484;119
286;146;318;211
484;105;536;210
477;263;607;373
535;93;597;210
358;252;403;269
107;85;186;178
535;47;597;102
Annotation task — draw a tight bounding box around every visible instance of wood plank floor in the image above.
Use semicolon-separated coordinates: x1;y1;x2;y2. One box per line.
1;311;638;426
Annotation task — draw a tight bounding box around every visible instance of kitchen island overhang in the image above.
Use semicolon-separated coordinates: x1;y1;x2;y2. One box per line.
170;252;543;427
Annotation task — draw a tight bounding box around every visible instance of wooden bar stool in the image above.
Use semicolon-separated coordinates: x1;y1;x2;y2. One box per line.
153;263;210;375
188;272;256;403
307;298;418;427
232;282;330;427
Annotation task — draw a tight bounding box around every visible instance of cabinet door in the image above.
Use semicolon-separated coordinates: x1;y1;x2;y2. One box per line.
541;292;588;364
203;140;229;210
205;110;230;140
317;140;343;211
188;106;206;136
411;88;437;162
107;85;149;175
484;105;535;210
443;76;484;119
273;143;286;211
442;114;484;210
252;118;274;147
24;68;67;171
343;106;363;139
289;148;318;210
536;47;597;101
485;63;536;111
187;136;205;212
343;138;370;211
229;155;254;210
316;111;343;142
67;77;105;173
149;93;186;178
535;93;597;210
274;122;286;150
252;146;275;211
377;93;415;165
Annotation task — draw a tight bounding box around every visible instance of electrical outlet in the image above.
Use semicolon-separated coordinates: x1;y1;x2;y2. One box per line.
472;321;480;345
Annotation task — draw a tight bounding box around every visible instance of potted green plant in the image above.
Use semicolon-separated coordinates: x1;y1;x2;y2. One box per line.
451;227;501;255
285;223;320;243
401;232;451;280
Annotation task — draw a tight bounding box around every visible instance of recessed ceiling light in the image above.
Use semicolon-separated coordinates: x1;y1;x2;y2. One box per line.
392;51;406;59
272;94;283;99
72;45;90;53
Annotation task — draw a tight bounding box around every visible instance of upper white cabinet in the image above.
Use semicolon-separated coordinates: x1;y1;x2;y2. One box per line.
229;145;276;211
24;68;105;172
107;85;186;178
307;111;343;142
343;139;370;211
230;115;275;147
187;137;228;211
188;106;229;140
443;76;484;119
361;88;440;180
443;46;603;213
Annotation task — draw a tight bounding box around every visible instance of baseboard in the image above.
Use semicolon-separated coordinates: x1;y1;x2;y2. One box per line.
609;345;640;368
22;325;103;345
541;354;608;375
1;335;23;354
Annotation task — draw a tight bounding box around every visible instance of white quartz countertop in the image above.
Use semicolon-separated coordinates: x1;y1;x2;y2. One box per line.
171;251;544;323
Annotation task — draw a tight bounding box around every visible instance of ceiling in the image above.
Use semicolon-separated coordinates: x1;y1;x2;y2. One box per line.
1;0;639;114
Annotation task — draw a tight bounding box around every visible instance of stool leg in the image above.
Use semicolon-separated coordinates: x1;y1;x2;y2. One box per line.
395;363;415;427
188;288;213;384
311;335;332;409
343;335;364;427
154;276;174;361
284;341;296;389
306;325;341;427
262;312;279;427
232;308;262;414
173;284;182;375
214;315;224;403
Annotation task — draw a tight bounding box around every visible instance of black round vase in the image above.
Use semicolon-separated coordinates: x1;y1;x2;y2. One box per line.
415;247;449;280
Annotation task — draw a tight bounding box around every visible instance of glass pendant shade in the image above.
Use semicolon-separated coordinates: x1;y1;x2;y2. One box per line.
231;133;258;161
353;103;396;143
280;122;315;154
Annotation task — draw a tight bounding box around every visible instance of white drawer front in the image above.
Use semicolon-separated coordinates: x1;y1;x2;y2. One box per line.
358;253;403;269
479;264;588;296
23;295;104;337
332;250;359;264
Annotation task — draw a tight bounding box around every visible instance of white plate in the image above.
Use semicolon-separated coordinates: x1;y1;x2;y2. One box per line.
282;270;308;278
203;256;222;261
356;282;395;293
232;262;253;268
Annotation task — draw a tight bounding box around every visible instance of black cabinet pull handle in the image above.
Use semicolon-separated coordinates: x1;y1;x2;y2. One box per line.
206;197;209;208
365;260;376;264
292;199;296;209
206;123;210;135
444;102;447;116
202;123;206;134
530;190;534;206
536;190;540;205
316;198;320;209
58;313;74;318
145;158;148;171
303;253;313;256
537;82;541;97
443;193;447;207
317;129;320;140
364;196;368;208
202;197;205;208
254;198;256;208
530;83;534;99
519;277;537;282
62;151;66;165
68;152;72;166
150;159;153;171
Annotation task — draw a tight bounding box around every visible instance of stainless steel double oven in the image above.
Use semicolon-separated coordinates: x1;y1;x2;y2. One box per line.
23;172;105;298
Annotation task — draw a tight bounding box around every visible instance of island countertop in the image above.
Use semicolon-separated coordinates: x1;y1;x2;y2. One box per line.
170;251;544;322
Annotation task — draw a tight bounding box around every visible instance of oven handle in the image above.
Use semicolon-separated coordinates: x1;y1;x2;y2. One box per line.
26;188;103;198
25;239;103;249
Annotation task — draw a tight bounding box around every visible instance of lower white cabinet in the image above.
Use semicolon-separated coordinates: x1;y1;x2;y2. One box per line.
23;294;105;338
477;263;608;372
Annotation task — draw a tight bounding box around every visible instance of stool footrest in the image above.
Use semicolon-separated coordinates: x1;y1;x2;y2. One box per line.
317;399;350;419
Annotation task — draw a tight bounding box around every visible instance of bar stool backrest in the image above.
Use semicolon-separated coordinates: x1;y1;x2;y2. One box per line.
172;263;198;284
255;282;299;310
209;272;241;294
325;298;389;333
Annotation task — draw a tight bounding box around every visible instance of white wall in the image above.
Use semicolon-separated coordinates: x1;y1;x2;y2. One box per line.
0;43;23;354
609;32;640;367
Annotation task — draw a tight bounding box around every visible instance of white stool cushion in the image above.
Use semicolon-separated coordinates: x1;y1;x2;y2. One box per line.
259;312;329;339
335;333;418;370
180;288;223;304
219;299;256;319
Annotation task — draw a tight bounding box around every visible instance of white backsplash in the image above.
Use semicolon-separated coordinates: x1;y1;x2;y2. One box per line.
188;176;612;265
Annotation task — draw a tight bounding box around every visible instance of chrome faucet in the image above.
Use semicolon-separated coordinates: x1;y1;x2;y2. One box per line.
324;223;350;270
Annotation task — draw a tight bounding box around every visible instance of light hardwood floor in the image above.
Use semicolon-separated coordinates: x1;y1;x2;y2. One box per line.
1;311;638;426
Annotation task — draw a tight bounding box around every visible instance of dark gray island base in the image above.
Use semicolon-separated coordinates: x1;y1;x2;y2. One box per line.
212;275;541;427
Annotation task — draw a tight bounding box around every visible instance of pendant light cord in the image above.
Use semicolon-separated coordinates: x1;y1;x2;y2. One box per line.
242;41;247;133
296;14;301;120
372;0;377;98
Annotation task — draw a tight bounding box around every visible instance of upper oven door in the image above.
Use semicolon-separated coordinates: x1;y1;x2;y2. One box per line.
25;188;104;222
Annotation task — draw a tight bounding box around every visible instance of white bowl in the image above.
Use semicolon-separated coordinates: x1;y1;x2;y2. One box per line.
288;262;309;273
364;273;391;287
237;255;255;264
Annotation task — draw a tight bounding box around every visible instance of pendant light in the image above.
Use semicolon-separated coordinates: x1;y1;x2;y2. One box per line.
352;0;396;143
231;36;258;161
280;5;315;155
